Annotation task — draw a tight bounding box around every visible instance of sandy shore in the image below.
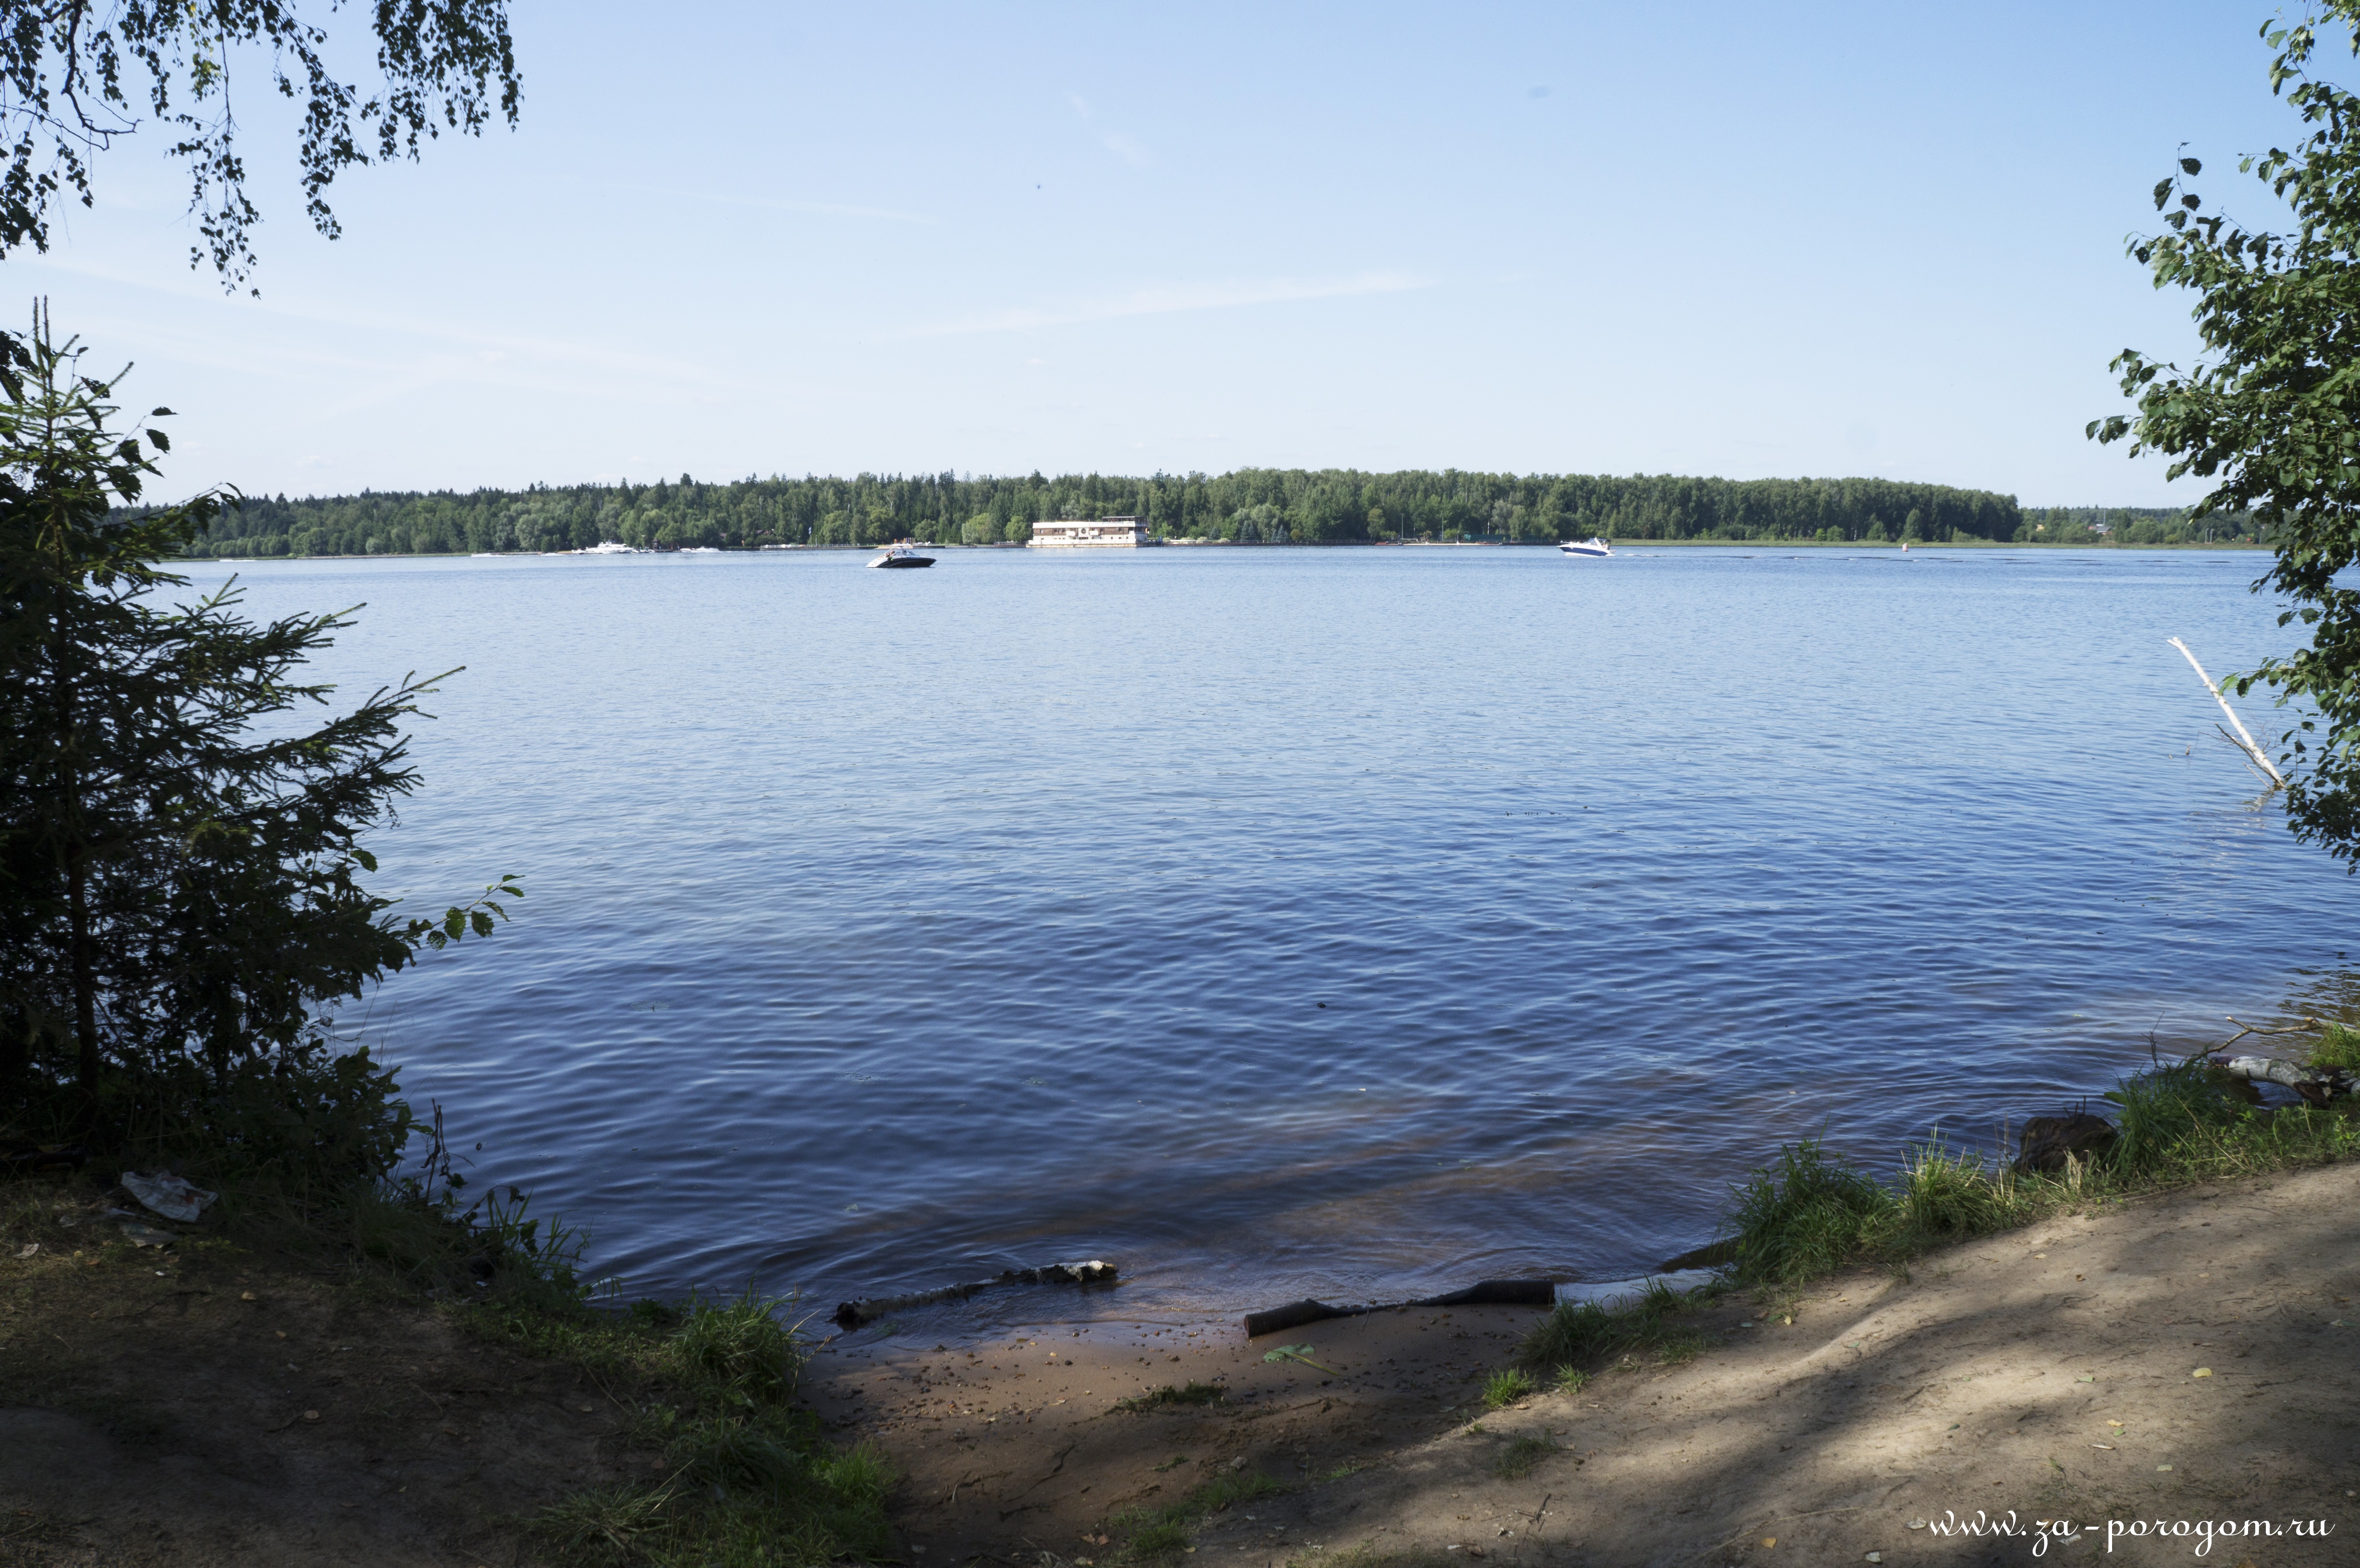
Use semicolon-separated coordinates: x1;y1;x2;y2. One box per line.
810;1160;2360;1566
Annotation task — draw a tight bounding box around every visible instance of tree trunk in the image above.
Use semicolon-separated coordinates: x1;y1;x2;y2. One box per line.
51;570;98;1102
0;1010;27;1106
66;841;97;1098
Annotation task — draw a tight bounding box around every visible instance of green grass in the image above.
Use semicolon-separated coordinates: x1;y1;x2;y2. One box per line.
1496;1435;1555;1480
1517;1285;1708;1375
1715;1058;2360;1295
1481;1368;1533;1409
1116;1381;1227;1412
1111;1470;1284;1559
1725;1139;1889;1284
525;1293;893;1568
1509;1055;2360;1385
2311;1023;2360;1072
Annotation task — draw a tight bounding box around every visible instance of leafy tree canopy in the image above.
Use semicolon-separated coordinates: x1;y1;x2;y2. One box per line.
2092;3;2360;865
0;1;519;291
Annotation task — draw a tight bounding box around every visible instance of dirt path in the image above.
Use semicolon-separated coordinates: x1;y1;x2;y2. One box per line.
0;1183;646;1568
811;1163;2360;1567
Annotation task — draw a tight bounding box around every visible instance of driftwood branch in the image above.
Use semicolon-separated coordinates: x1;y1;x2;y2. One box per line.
1242;1278;1556;1339
2208;1053;2360;1103
832;1260;1117;1330
2168;637;2286;788
2220;1014;2322;1050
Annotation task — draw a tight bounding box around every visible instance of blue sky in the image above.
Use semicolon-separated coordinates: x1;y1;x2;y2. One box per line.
5;0;2332;502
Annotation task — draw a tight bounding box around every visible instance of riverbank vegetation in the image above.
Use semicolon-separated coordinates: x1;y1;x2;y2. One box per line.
1516;1049;2360;1379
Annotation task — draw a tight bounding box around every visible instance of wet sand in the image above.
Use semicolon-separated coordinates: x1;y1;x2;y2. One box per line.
810;1160;2360;1566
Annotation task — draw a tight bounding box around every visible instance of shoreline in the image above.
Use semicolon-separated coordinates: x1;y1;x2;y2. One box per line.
8;1045;2358;1566
805;1161;2360;1563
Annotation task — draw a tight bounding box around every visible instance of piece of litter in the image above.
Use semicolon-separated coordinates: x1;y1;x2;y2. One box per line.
1262;1344;1339;1374
1761;1540;1776;1549
14;1243;35;1259
118;1222;175;1248
1739;1320;1755;1327
2092;1444;2114;1450
303;1410;320;1422
2192;1368;2212;1378
2076;1375;2094;1383
120;1171;215;1223
2156;1464;2173;1472
1867;1555;1884;1564
1907;1520;1928;1530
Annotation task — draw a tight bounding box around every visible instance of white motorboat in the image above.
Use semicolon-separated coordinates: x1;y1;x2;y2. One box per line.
578;540;639;555
868;543;936;570
1559;536;1614;558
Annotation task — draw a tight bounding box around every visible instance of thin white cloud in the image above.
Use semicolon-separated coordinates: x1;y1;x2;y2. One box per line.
599;178;937;225
905;271;1430;338
1067;91;1150;166
1097;131;1152;167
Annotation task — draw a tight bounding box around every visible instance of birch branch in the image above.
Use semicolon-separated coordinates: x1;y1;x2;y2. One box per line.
2207;1053;2360;1102
2168;637;2286;787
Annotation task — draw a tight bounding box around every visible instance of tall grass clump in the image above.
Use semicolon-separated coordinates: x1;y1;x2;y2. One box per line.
2104;1057;2360;1184
531;1294;891;1568
2311;1023;2360;1072
1726;1139;1891;1284
1519;1277;1708;1374
1890;1138;2039;1245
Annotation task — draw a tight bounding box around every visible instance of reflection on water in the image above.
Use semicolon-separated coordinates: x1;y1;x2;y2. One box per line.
178;547;2360;1313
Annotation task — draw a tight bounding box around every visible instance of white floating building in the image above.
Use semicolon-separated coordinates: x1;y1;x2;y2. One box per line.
1028;515;1161;548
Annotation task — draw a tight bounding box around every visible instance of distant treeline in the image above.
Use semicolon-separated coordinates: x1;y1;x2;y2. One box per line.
156;469;2245;558
2020;506;2252;545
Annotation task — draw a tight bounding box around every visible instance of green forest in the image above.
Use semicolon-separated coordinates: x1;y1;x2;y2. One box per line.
158;468;2246;558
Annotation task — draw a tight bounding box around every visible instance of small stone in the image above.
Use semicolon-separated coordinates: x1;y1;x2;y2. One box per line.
1230;1456;1247;1472
1867;1555;1884;1564
239;1290;258;1301
302;1410;320;1422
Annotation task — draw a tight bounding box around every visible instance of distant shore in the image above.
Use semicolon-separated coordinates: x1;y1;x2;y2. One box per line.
172;537;2271;564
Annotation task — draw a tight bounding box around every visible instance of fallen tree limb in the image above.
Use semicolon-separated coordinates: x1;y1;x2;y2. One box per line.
1242;1278;1557;1338
2168;637;2285;788
2208;1053;2360;1103
832;1260;1117;1330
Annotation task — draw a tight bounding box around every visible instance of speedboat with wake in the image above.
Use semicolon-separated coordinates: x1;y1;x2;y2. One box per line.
868;543;936;569
1559;536;1614;558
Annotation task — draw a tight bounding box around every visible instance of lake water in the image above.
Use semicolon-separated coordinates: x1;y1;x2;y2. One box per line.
180;546;2360;1321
